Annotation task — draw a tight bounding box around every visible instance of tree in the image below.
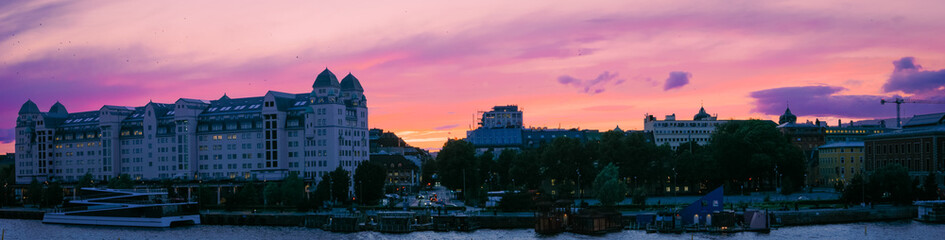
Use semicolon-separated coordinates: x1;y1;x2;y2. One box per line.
107;174;134;189
353;162;386;205
0;166;16;207
281;172;304;207
922;172;940;200
329;167;351;203
28;178;43;206
509;149;541;189
435;139;479;202
264;182;282;206
710;120;805;194
420;158;437;187
540;137;596;199
496;149;517;187
868;164;915;205
842;173;866;204
44;181;63;207
76;173;95;188
593;163;628;207
313;174;332;209
631;187;648;205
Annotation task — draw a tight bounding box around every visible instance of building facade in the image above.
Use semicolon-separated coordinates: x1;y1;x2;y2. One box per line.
14;69;369;184
644;107;727;150
865;113;945;184
817;142;865;186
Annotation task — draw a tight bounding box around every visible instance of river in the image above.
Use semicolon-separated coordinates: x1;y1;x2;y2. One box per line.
1;219;941;239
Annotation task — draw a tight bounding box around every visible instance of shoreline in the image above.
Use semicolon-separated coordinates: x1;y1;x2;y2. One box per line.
0;205;918;231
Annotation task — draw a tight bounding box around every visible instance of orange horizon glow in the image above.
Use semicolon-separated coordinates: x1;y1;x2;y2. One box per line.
3;1;945;153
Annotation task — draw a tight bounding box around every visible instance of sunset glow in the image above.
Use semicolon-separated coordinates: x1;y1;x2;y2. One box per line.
3;0;945;152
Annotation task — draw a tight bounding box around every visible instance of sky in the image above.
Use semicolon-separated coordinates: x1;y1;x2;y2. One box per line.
2;0;945;153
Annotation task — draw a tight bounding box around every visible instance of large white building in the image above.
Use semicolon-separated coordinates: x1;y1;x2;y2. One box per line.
644;107;727;150
14;69;369;184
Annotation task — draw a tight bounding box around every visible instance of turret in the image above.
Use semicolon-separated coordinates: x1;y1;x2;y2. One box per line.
18;100;40;115
312;68;341;98
779;107;797;124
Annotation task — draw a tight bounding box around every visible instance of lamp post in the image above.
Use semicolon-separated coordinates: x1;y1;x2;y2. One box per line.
672;168;677;206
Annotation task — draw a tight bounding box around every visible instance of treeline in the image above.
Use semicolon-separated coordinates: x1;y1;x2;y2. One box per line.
841;164;941;205
430;120;808;205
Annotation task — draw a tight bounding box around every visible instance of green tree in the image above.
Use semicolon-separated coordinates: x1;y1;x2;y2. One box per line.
44;181;63;207
495;149;517;187
509;149;541;189
922;172;940;200
868;164;915;204
710;120;805;194
76;173;95;188
420;158;437;187
540;137;596;199
593;163;628;207
842;173;866;204
107;174;134;189
264;182;282;206
281;172;304;207
28;178;43;206
313;174;332;209
435;139;479;202
631;187;648;205
0;166;16;207
353;161;386;205
329;167;351;203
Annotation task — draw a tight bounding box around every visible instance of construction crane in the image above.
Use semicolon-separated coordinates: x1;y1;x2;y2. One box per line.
880;98;945;128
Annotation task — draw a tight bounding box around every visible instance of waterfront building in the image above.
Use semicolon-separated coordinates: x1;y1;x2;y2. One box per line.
817;142;865;186
13;69;369;184
643;107;727;150
466;105;524;152
777;107;894;187
369;154;419;191
522;128;600;149
466;105;602;152
865;112;945;184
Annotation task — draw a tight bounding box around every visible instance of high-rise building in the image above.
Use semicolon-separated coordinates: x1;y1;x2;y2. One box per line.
13;69;368;184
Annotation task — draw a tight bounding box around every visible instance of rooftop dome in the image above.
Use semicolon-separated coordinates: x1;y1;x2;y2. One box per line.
313;68;340;88
779;107;797;124
693;107;711;120
340;73;364;91
18;100;40;115
49;101;68;115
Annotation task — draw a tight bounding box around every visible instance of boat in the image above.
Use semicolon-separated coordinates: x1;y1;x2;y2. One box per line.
915;200;945;223
42;188;200;227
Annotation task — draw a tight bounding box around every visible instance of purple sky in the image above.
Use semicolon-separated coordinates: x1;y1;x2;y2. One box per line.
2;0;945;151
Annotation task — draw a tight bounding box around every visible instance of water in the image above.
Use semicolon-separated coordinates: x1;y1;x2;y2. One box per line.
1;219;942;240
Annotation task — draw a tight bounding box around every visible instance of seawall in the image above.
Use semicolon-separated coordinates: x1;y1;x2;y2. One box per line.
773;206;916;226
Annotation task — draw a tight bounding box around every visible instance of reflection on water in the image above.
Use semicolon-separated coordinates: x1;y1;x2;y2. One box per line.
2;219;942;240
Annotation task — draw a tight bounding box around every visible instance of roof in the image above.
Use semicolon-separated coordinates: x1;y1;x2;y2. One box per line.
693;107;711;120
340;73;364;91
902;112;945;128
18;100;40;114
369;154;419;170
819;142;864;149
313;68;340;88
48;101;68;116
866;125;945;139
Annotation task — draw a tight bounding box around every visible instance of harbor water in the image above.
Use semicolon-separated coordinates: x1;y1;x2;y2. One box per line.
1;219;942;239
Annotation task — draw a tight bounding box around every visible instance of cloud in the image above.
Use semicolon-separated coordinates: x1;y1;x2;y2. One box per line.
750;85;944;118
0;128;13;144
663;71;692;91
882;57;945;98
433;124;459;130
556;71;625;95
